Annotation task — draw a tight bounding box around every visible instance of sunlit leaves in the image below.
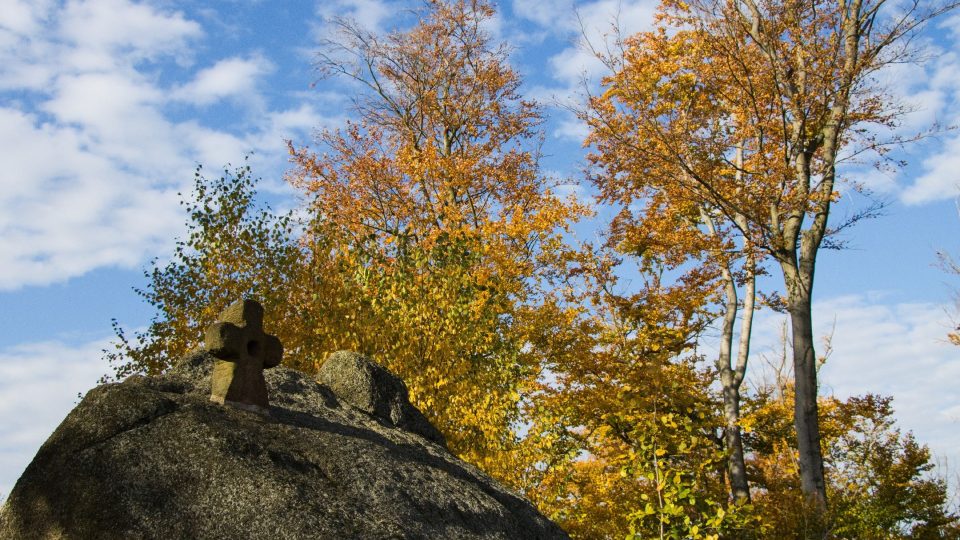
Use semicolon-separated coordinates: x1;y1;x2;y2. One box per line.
746;387;959;537
288;0;587;486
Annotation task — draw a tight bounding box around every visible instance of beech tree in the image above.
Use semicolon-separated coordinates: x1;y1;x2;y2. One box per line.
525;274;760;539
744;381;960;537
587;0;957;512
106;1;960;535
585;28;763;503
287;0;587;482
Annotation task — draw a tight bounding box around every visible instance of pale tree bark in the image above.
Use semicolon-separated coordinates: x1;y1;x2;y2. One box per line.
700;143;757;503
778;251;826;502
704;210;756;504
588;0;958;518
699;144;756;504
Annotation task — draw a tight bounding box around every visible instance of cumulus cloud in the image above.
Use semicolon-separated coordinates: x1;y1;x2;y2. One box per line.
313;0;399;35
0;104;184;289
898;52;960;205
902;133;960;205
844;167;899;195
835;24;960;206
815;297;960;471
557;0;656;82
0;0;54;36
873;44;960;206
0;337;110;501
60;0;199;50
512;0;576;30
0;0;327;291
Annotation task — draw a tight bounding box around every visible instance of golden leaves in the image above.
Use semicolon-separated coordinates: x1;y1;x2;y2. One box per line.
288;0;588;492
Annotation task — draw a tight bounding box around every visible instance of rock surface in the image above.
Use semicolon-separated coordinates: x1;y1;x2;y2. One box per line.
0;351;567;540
317;351;446;447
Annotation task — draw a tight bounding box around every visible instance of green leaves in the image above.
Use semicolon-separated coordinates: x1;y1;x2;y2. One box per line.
105;159;305;379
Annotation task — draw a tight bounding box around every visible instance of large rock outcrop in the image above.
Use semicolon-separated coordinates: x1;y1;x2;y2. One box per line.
0;351;567;539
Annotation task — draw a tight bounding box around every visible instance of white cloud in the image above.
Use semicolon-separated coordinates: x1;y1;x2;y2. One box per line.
512;0;577;30
173;55;274;106
0;0;199;290
42;72;181;171
0;1;327;291
0;105;183;289
896;50;960;205
58;0;201;67
845;167;899;195
515;0;658;141
0;0;55;36
0;337;110;502
554;114;592;141
313;0;397;36
901;133;960;205
548;42;607;88
871;52;957;136
748;295;960;480
867;37;960;205
536;0;657;89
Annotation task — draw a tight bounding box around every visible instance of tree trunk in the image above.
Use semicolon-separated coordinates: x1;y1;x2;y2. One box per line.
702;204;753;504
781;263;828;506
721;383;750;502
716;269;752;504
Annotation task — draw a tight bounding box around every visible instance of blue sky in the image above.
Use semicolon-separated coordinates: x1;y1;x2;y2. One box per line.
1;0;959;500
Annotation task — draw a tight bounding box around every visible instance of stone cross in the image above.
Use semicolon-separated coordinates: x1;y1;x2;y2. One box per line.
205;299;282;412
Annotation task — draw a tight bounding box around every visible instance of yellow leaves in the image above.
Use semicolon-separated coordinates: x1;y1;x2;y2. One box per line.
281;1;597;499
523;306;752;537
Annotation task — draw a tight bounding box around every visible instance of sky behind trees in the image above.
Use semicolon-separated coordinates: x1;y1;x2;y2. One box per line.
1;0;959;500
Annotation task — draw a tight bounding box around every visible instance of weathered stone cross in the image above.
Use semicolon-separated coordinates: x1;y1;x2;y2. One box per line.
205;299;283;412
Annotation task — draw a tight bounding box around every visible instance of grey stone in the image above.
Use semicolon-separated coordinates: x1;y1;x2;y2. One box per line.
318;351;446;447
205;299;283;411
0;351;568;540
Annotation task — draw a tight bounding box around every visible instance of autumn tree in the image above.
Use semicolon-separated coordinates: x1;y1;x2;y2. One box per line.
744;380;960;537
103;0;586;494
287;0;587;483
585;22;770;505
586;0;957;511
516;242;766;538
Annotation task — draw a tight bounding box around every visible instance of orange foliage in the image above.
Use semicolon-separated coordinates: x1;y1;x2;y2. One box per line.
584;0;953;510
107;2;960;537
285;0;588;485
